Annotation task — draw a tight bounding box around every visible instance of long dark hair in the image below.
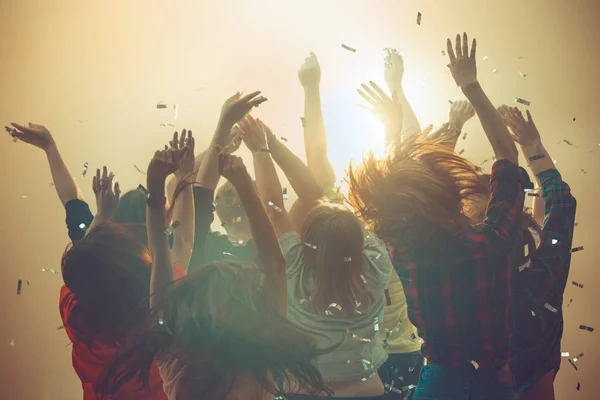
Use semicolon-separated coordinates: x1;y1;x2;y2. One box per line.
96;260;328;398
300;204;372;316
61;221;152;342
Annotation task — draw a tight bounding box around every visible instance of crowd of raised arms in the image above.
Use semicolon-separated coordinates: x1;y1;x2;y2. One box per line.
6;33;576;400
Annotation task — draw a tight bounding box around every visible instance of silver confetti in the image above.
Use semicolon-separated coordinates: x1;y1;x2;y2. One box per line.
7;128;18;142
174;104;179;120
572;353;584;362
159;123;175;127
222;252;234;257
347;329;371;343
469;360;480;370
375;253;381;260
133;164;146;175
137;184;150;198
304;242;317;250
341;44;356;52
344;257;352;262
544;303;558;313
514;97;531;106
519;71;528;78
561;352;570;357
328;303;343;311
268;201;282;212
482;56;489;60
493;69;498;73
156;103;168;109
360;274;367;284
79;223;88;232
164;220;181;235
42;268;59;275
374;317;380;331
81;162;89;177
282;187;288;200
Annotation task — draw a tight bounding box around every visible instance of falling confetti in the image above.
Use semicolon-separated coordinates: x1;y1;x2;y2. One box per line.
341;44;356;52
571;246;584;253
458;149;465;155
173;104;179;120
527;193;540;197
160;123;175;127
469;360;480;370
328;303;342;312
343;257;352;262
282;187;288;200
579;325;594;332
561;139;574;146
81;162;89;177
304;242;317;250
137;184;150;198
384;289;392;306
79;223;88;232
441;50;446;56
7;128;18;142
577;383;581;391
581;169;586;174
134;165;146;175
360;274;367;284
528;154;545;161
462;132;468;140
222;252;234;257
544;303;558;313
416;12;422;25
301;117;306;128
448;100;453;104
347;329;371;342
268;201;282;212
514;98;531;106
156;103;168;109
42;268;59;275
373;317;380;331
519;71;528;78
573;353;584;362
482;56;489;60
164;220;181;235
572;117;576;122
9;340;15;347
493;69;498;73
572;281;584;289
561;352;570;357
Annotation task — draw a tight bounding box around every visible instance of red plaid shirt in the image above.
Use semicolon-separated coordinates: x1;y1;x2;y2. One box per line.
389;160;529;368
509;169;576;392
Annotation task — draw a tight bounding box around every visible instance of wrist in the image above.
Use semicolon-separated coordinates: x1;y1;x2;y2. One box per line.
304;85;320;94
44;142;58;153
229;173;253;188
461;81;481;94
147;176;167;192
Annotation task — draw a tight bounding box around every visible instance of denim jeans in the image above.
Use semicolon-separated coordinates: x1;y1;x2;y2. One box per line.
413;364;517;400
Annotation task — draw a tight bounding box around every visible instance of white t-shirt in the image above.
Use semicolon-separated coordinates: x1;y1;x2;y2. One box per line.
280;232;392;382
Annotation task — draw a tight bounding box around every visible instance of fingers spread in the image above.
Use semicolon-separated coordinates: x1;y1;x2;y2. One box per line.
447;38;456;64
239;90;262;103
470;38;477;59
455;33;462;58
357;88;377;106
462;33;469;58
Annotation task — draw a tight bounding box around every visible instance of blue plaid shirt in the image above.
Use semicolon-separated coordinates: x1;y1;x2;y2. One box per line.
509;169;577;392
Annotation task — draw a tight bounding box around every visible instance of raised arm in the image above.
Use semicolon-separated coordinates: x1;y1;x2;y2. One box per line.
88;166;121;234
218;153;287;316
447;33;518;164
504;107;550;225
384;53;421;143
239;116;295;238
357;81;404;148
195;92;267;190
146;147;184;308
299;52;336;189
168;130;195;270
7;123;83;205
426;100;475;150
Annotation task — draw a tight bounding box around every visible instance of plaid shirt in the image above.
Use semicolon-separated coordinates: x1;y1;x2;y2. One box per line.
389;160;530;368
509;169;576;392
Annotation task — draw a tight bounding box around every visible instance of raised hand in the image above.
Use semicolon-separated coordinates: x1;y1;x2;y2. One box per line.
447;33;477;88
222;126;244;154
298;52;321;89
147;147;185;183
496;105;511;125
219;91;268;127
169;129;195;179
504;107;541;147
5;122;55;150
238;115;268;154
357;81;403;129
218;152;249;184
448;100;475;129
93;166;121;219
384;52;405;91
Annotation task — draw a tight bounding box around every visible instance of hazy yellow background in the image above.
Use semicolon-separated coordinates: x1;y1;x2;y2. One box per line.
1;0;598;399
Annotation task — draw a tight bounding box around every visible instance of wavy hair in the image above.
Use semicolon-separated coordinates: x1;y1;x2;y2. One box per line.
96;260;328;398
347;134;491;265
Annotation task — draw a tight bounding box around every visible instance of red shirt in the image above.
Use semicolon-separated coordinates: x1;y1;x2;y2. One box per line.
59;263;186;400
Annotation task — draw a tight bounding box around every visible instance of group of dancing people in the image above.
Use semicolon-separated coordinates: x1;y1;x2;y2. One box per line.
8;33;576;400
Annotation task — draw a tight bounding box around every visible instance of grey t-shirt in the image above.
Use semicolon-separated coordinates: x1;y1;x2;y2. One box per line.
280;232;392;382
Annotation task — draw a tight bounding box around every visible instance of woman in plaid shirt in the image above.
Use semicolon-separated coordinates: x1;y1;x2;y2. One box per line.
348;33;530;400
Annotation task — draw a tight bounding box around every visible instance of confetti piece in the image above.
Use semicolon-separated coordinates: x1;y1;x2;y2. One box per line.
530;310;536;317
268;201;282;212
325;310;333;316
134;165;146;175
571;246;584;253
462;132;468;140
458;149;465;155
79;223;87;232
567;298;573;307
551;239;558;244
572;281;584;289
16;279;22;295
482;56;489;60
344;257;352;262
544;303;558;313
301;117;306;128
222;252;234;257
375;253;381;260
304;242;317;250
164;220;180;235
561;352;570;357
469;360;480;370
416;12;422;25
518;260;531;272
441;50;446;56
519;71;527;78
328;303;342;312
42;268;59;275
568;359;578;370
514;98;531;106
527;193;540;197
373;317;380;331
574;222;579;227
347;329;371;342
159;123;176;127
156;103;168;109
577;383;580;391
448;100;453;104
81;162;89;177
282;187;288;200
299;298;307;305
137;184;150;198
230;216;242;224
360;274;367;284
384;289;392;306
561;139;574;146
581;169;586;174
9;340;15;347
341;44;356;52
579;325;594;332
7;128;18;142
528;154;545;161
493;69;498;73
573;353;584;362
173;104;179;120
573;117;576;122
